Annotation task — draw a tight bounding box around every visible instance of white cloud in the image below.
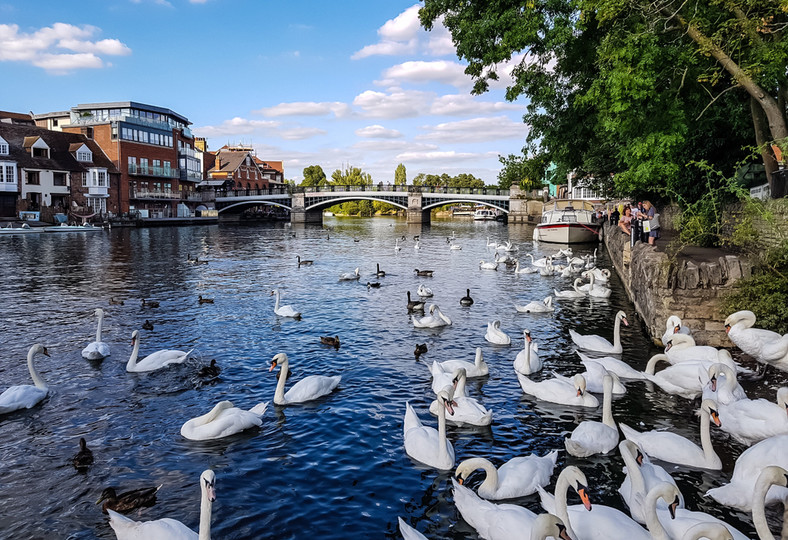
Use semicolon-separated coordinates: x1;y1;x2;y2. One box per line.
430;94;524;116
376;60;470;89
417;116;529;143
195;117;280;137
396;150;484;162
351;140;431;152
255;101;352;118
353;88;434;119
280;127;326;140
355;125;403;139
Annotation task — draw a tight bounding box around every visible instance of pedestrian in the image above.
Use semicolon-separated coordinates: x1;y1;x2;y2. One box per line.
641;200;659;245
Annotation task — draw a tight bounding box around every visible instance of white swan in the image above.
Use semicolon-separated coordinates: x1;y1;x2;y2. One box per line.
180;400;268;441
449;241;462;250
725;310;788;371
517;373;599;408
538;257;556;276
454;451;558;500
412;304;451;328
417;284;433;297
414;240;420;250
577;272;611;298
661;315;692;346
575;351;646;380
126;330;193;373
108;469;215;540
397;517;428;540
585;267;610;284
270;289;301;319
618;440;684;525
513;330;542;376
394;238;402;252
664;334;721;364
620;399;722;470
0;344;50;415
526;253;551;268
430;362;468;397
715;387;788;445
430;368;491;426
564;372;620;457
404;387;455;470
559;359;627;394
516;296;554;313
338;267;360;281
642;354;712;399
437;347;489;378
680;523;735;540
486;236;497;247
479;259;499;270
82;308;111;360
485;320;511;345
751;466;788;540
569;310;628;354
702;362;747;405
705;434;788;511
269;353;341;405
514;259;539;274
554;278;587;299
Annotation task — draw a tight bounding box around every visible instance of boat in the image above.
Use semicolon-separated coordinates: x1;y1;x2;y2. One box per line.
473;207;498;221
452;205;474;216
0;223;40;235
533;199;601;243
42;223;104;233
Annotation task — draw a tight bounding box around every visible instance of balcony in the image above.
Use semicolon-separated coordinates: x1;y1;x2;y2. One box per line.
128;164;180;178
130;188;180;200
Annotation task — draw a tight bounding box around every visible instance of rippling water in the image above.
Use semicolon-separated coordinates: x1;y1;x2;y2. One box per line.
0;217;785;539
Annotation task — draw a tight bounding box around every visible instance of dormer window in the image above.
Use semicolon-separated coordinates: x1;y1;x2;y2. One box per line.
0;136;8;155
30;138;50;159
76;145;93;162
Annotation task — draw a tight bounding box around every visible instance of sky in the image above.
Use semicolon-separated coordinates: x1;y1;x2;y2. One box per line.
0;0;531;185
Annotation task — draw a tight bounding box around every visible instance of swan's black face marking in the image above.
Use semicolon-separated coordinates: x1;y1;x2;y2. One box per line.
42;347;50;357
724;323;731;334
710;376;718;392
665;340;673;352
710;408;721;427
668;496;679;519
673;325;681;334
635;450;644;467
204;477;216;502
577;484;591;510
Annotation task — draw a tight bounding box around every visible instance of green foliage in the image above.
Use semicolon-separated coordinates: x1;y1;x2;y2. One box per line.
498;153;550;190
411;172;485;188
301;165;327;187
394;163;407;185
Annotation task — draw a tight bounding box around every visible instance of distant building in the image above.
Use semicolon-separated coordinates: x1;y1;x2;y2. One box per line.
204;145;284;190
567;173;604;201
0;111;35;126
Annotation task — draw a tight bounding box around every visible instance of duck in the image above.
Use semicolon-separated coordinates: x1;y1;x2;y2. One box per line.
407;291;426;312
107;469;215;540
0;344;50;414
430;368;491;426
320;336;341;349
714;387;788;445
454;450;558;500
412;304;452;328
142;320;154;331
515;296;554;313
459;289;474;307
575;351;646;380
620;399;723;470
197;359;221;378
564;372;620;457
375;263;385;277
109;297;124;305
618;440;684;525
437;347;488;378
126;330;192;373
338;267;360;281
553;278;587;299
514;259;539;274
180;400;268;440
569;310;628;354
198;295;214;304
725;310;788;371
416;284;433;297
140;298;160;308
296;255;313;267
270;289;301;319
414;268;434;277
485;320;511;345
702;362;747;405
513;330;542;376
82;308;111;360
367;281;381;289
72;437;94;471
97;484;162;514
269;353;341;405
414;343;428;360
517;373;599;408
403;387;455;470
660;314;692;345
479;259;499;271
750;466;788;540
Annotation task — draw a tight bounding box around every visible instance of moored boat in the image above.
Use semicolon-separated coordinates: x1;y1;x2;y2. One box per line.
533;199;601;243
473;208;498;221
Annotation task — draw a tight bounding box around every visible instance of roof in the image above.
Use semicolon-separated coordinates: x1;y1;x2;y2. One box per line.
0;110;35;124
253;156;284;173
74;101;190;125
208;150;258;176
198;180;230;187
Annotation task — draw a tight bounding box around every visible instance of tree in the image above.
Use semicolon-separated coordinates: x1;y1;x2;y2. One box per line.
394;163;407;185
497;154;549;190
301;165;327;187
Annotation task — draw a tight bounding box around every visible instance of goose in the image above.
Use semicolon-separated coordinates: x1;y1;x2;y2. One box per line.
454;450;558;500
142;320;154;331
459;289;474;307
414;343;428;360
513;330;542;376
437;347;488;378
620;399;722;470
564;372;620;457
725;310;788;371
180;400;268;440
517;373;599;408
141;299;160;308
515;296;554;313
97;484;162;514
618;440;684;525
0;344;50;414
514;259;539;274
397;517;428;540
416;284;433;298
107;469;215;540
126;330;192;373
72;437;94;470
479;259;499;270
338;267;360;281
554;279;587;299
320;336;341;349
367;281;381;289
403;387;455;470
296;255;313;267
109;297;124;305
661;315;692;345
642;354;730;399
407;291;426;312
430;368;491;426
394;238;402;252
575;351;646;380
714;387;788;445
269;353;341;406
664;334;722;364
569;310;628;354
82;308;111;360
750;466;788;540
705;434;788;511
555;359;626;394
526;253;550;268
270;289;301;319
375;263;385;277
539;466;650;540
485;320;511;345
702;362;747;405
198;295;214;304
197;359;221;378
412;304;451;328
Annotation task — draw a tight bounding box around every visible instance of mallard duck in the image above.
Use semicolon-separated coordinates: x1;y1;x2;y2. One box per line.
198;295;214;304
142;320;154;331
320;336;341;349
197;359;221;378
414;343;428;359
141;299;160;308
414;269;434;277
97;484;162;514
109;298;124;305
72;437;93;471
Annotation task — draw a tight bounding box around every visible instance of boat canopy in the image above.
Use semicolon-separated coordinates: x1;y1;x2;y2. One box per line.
542;199;596;212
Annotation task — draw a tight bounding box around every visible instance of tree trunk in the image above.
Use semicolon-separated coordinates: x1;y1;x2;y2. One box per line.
751;96;778;186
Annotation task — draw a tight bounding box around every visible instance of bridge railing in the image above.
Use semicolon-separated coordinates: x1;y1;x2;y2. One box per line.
216;187;291;198
217;185;509;197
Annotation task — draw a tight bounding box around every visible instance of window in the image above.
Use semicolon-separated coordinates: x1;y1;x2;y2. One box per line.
128;156;136;171
87;197;106;214
97;171;107;187
153;159;161;169
0;139;8;155
32;147;48;158
80;172;88;187
53;172;66;186
140;158;148;173
25;171;40;185
1;163;16;183
77;149;92;162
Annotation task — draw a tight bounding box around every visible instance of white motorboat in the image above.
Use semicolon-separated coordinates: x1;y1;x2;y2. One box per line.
473;208;497;221
533;199;601;243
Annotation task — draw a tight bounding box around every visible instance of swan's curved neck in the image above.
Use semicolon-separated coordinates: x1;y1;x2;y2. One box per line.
273;291;281;311
643;486;670;540
751;472;778;540
198;484;213;540
621;445;646;496
467;458;499;493
602;378;614;428
474;349;483;369
646;354;669;375
437;401;449;461
455;374;467;396
698;409;718;466
126;335;140;371
613;315;622;350
274;361;289;403
554;473;577;540
96;311;104;342
27;348;47;390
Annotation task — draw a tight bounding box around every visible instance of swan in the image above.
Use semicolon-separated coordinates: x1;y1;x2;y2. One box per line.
642;354;733;399
180;400;268;441
539;465;650;540
126;330;192;373
407;291;426;312
575;351;646;380
460;289;474;306
479;259;499;270
585;267;610;284
620;399;722;470
664;334;722;364
725;310;788;371
107;469;215;540
394;238;402;252
618;440;684;525
397;517;428;540
449;241;462;250
569;310;628;354
414;240;420;250
514;259;539;274
412;305;451;328
680;523;735;540
661;315;692;345
338;267;360;281
270;289;301;319
417;284;433;297
714;387;788;445
455;451;558;500
486;236;497;247
556;359;626;394
82;308;111;360
702;362;747;405
526;253;550;268
564;372;620;457
0;344;51;414
430;362;467;397
517;373;599;408
513;330;542;376
485;320;511;345
403;387;455;470
750;466;788;540
437;347;488;378
577;272;611;298
538;257;555;276
554;278;587;299
430;368;491;426
515;296;554;313
705;434;788;511
269;353;340;405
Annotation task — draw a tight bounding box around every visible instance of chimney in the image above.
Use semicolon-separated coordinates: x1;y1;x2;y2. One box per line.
215;154;221;170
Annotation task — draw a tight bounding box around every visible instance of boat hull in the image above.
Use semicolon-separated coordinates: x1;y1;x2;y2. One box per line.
534;223;600;243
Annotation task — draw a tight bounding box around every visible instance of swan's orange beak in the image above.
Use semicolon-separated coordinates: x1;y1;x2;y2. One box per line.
576;388;583;397
577;486;592;511
42;347;50;357
268;361;277;372
673;325;680;334
710;376;717;392
622;317;629;327
665;341;673;352
710;409;721;427
457;477;464;485
669;496;679;519
558;524;573;540
636;450;644;467
724;323;731;334
444;399;455;416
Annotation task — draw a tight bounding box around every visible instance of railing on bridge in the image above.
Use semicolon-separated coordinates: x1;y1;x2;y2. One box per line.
216;185;509;197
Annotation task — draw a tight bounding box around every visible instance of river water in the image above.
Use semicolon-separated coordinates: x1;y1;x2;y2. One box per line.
0;217;784;539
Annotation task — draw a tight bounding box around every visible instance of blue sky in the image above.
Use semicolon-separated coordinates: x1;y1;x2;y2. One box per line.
0;0;530;184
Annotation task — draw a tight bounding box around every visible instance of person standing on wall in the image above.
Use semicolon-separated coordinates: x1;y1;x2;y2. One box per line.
641;200;659;245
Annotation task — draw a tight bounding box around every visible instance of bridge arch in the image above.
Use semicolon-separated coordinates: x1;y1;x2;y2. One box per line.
421;199;509;213
305;196;409;212
217;200;293;214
